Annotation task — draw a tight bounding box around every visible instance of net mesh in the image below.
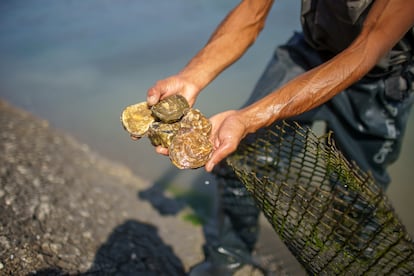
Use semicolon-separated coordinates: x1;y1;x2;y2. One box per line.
227;121;414;275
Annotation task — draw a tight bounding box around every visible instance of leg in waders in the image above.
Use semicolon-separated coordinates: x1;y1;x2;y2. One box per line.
189;33;314;276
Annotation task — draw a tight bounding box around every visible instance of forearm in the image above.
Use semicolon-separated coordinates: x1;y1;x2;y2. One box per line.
239;0;414;134
239;44;375;133
179;0;274;92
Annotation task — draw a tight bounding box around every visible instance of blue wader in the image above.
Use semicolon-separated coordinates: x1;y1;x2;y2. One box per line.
190;33;414;275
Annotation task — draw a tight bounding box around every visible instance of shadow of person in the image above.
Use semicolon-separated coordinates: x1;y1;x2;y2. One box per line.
84;220;186;275
33;220;186;275
138;167;186;215
137;167;216;225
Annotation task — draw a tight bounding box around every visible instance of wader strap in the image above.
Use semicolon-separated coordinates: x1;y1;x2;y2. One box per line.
367;33;413;101
301;0;414;80
383;59;414;101
376;35;413;70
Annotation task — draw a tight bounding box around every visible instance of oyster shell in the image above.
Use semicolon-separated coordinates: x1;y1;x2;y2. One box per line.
151;94;190;123
121;95;213;169
148;121;181;148
121;102;154;138
169;128;213;169
180;108;212;137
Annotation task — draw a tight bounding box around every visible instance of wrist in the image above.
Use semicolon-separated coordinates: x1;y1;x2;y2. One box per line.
238;103;276;134
178;66;211;93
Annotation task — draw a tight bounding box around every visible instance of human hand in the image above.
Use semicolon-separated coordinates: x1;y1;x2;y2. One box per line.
205;110;248;172
146;75;199;107
144;75;201;156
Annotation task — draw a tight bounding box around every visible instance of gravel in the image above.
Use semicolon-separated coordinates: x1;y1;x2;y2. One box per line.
0;99;305;275
0;100;204;275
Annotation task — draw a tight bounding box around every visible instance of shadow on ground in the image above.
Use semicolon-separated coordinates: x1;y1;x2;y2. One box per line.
34;220;186;275
0;100;203;275
138;166;216;224
1;99;305;275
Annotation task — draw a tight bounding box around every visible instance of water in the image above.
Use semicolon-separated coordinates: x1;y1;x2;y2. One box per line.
0;1;413;234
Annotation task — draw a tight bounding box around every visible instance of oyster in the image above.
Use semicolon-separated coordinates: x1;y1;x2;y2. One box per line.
180;108;212;136
169;128;213;169
148;121;181;148
121;95;213;169
151;94;190;123
121;102;154;138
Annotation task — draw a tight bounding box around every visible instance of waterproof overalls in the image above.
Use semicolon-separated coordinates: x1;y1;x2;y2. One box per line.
189;1;414;274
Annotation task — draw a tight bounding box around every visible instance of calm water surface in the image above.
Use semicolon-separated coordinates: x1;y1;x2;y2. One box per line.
1;1;413;234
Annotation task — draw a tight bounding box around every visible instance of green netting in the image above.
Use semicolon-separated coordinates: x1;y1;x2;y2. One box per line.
227;121;414;275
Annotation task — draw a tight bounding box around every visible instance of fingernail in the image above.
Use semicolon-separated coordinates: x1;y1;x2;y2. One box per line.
148;95;156;105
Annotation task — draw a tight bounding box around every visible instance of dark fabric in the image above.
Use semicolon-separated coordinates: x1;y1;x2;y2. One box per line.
211;32;413;257
300;0;414;70
244;33;414;189
213;162;261;253
301;0;372;54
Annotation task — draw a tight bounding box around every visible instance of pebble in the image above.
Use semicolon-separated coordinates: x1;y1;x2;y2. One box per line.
0;100;203;275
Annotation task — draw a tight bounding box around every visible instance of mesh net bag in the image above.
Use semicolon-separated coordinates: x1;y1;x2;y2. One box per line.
227;121;414;275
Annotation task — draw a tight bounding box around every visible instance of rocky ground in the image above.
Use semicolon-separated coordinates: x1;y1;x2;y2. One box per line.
0;100;305;275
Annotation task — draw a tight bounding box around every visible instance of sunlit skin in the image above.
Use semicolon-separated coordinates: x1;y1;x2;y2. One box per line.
144;0;414;172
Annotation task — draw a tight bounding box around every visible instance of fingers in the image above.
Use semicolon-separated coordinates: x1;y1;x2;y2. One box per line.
146;76;199;106
205;141;236;172
147;78;179;106
205;158;217;173
155;146;169;156
131;135;168;157
147;87;160;106
130;135;141;141
205;111;246;172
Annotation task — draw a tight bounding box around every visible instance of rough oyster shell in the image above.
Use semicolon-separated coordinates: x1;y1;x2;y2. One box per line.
169;128;213;169
121;102;154;138
180;108;212;137
121;95;213;169
151;95;190;123
147;121;181;148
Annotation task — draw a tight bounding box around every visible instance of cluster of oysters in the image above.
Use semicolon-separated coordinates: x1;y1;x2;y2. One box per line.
121;95;213;169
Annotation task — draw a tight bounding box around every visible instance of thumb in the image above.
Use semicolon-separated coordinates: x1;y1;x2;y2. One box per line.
205;140;235;172
147;88;160;106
